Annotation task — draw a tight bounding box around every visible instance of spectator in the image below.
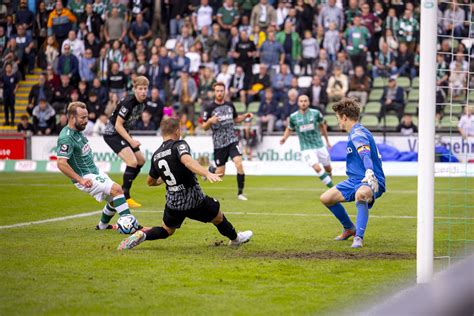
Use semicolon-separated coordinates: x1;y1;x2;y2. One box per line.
283;8;301;35
294;0;314;35
396;42;416;78
14;24;36;76
275;0;289;30
172;44;191;76
208;23;229;65
77;81;89;103
315;48;332;74
384;7;399;34
396;114;418;136
372;42;397;78
323;22;340;61
229;65;249;104
326;66;348;102
233;30;257;81
93;114;108;136
17;115;34;134
107;40;123;70
104;92;119;117
51;74;73;113
186;45;201;73
53;113;68;134
300;29;319;75
45;65;60;89
108;62;127;99
167;0;187;39
397;9;419;53
129;13;152;47
271;63;293;103
147;54;165;91
68;0;86;20
458;106;474;139
61;30;85;59
86;92;104;122
217;0;240;35
379;28;399;52
257;88;279;133
450;52;469;72
250;0;276;31
79;48;97;83
280;88;298;129
379;78;405;122
104;7;126;43
238;13;252;35
2;63;20;126
192;0;214;33
360;3;380;37
345;0;360;26
216;62;232;90
32;98;56;135
276;21;301;72
47;1;77;46
198;66;216;101
306;75;328;113
343;15;370;69
28;73;53;116
56;43;79;83
449;62;467;99
133;110;157;133
173;71;197;126
81;3;102;38
146;87;165;128
259;30;284;67
332;51;353;76
315;66;329;87
16;0;35;35
84;32;100;58
90;78;108;108
249;24;266;49
106;0;128;19
176;25;195;53
348;65;370;107
248;64;271;102
318;0;344;32
35;2;50;50
443;2;466;38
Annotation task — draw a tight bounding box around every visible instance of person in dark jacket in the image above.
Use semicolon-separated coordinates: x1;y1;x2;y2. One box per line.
28;73;53;116
257;88;280;133
379;78;405;122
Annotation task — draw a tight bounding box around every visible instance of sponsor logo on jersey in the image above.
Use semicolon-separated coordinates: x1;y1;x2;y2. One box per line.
299;124;315;132
82;143;91;155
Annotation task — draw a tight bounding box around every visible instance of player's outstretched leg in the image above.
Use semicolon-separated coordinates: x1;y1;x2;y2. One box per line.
351;186;373;248
211;211;252;246
118;149;145;208
96;203;118;230
117;225;175;250
320;187;355;240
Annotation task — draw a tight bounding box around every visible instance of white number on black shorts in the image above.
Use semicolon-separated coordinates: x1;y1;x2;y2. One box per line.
158;160;177;186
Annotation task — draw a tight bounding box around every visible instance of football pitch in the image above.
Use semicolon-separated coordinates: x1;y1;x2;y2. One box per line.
0;173;470;315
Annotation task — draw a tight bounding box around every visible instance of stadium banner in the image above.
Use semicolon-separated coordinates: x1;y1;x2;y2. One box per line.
0;138;26;160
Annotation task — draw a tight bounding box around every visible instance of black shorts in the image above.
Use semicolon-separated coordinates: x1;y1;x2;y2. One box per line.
163;196;220;229
103;134;140;154
214;142;242;167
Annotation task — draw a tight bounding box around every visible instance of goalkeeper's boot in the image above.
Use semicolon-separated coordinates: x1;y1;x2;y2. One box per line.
126;198;142;208
334;227;356;241
95;223;118;230
229;231;253;247
351;236;364;248
117;230;146;250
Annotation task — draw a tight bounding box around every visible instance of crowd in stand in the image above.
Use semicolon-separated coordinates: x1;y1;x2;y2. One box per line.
0;0;473;138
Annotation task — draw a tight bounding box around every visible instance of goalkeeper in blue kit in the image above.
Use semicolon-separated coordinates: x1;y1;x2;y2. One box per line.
320;98;385;248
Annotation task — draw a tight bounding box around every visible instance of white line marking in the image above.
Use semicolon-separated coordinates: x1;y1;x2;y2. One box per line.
0;211;101;230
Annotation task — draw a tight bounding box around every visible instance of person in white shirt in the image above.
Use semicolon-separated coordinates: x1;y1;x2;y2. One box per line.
61;30;85;58
192;0;213;33
458;106;474;139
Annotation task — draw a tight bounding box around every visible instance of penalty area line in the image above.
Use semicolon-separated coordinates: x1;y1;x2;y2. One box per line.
0;211;101;230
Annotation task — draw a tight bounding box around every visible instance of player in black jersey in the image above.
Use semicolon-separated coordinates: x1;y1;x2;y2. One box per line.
117;117;253;250
103;76;149;208
202;82;253;201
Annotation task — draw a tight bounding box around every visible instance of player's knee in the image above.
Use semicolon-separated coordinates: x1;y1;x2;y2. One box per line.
211;211;224;225
355;189;372;202
126;161;138;168
136;156;145;166
163;225;176;236
320;192;331;206
110;183;123;196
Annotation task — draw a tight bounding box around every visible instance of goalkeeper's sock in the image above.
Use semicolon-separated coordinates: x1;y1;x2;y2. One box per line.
112;194;131;216
99;203;116;227
355;201;369;238
327;203;354;229
144;226;170;240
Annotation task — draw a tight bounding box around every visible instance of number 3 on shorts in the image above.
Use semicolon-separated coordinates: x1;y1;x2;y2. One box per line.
95;176;106;183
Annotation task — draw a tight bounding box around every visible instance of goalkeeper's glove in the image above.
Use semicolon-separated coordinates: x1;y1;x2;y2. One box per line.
362;169;379;193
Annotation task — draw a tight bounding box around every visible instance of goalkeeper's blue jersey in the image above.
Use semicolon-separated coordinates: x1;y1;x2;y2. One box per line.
346;123;386;191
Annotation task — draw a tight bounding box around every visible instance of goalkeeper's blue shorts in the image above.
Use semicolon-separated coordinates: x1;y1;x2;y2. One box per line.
336;178;385;209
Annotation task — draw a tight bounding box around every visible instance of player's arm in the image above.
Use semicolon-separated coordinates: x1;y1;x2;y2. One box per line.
57;158;92;187
355;141;379;193
202;115;219;131
147;176;164;186
180;154;222;183
115;116;140;149
280;127;292;145
319;122;331;148
234;112;253;124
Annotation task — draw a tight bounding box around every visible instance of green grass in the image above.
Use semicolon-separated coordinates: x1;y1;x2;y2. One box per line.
0;173;472;315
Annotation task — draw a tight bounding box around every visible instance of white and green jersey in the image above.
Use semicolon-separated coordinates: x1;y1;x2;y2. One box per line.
56;126;99;177
289;109;325;150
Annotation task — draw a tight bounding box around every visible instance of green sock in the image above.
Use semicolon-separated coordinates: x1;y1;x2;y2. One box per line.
100;203;116;224
319;172;334;188
113;194;131;216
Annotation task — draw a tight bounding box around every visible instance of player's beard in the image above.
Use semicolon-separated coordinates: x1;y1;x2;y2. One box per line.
75;122;87;131
215;95;224;103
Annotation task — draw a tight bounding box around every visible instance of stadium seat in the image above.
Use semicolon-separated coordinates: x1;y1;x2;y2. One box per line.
194;103;202;114
297;76;312;88
325;115;338;127
247;101;260;113
364;102;381;114
396;76;411;89
411;77;419;88
440;116;460;128
165;39;177;50
368;89;383;101
234;101;246;113
449;104;463;116
383;115;400;128
408;89;419;102
373;77;386;89
405;103;418;114
271;64;280;74
360;115;379;127
412;116;418;125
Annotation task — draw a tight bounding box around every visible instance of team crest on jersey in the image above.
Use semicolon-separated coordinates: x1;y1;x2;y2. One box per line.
59;144;69;155
177;144;189;155
347;147;353;154
82;143;91;155
119;107;128;116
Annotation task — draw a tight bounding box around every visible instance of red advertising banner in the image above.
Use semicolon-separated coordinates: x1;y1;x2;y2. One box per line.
0;138;26;159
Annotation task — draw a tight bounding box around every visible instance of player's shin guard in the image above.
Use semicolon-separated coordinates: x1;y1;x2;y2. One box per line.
112;194;131;216
327;203;354;229
237;173;245;195
100;203;116;225
122;166;138;199
144;226;169;240
215;216;238;240
355;201;369;238
316;168;333;188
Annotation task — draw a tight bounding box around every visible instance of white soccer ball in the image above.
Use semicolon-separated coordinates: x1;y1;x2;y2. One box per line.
117;214;139;234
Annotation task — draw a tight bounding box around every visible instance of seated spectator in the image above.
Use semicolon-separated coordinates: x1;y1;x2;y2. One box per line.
379;28;399;53
208;23;229;65
129;13;152;47
458;106;474;140
84;32;100;58
315;48;332;74
300;29;319;75
38;35;60;70
133;110;157;134
61;30;84;59
443;2;465;38
257;88;280;133
198;66;216;101
396;42;416;78
173;71;197;126
326;66;348;102
176;25;195;53
93;114;108;136
372;42;397;78
332;52;354;77
378;78;405;122
89;78;108;108
32;98;56;135
146;87;165;128
248;64;271;103
323;22;340;61
171;44;191;77
271;63;293;103
77;81;88;103
348;66;370;107
28;73;52;116
306;75;328;113
396;114;418;136
53;113;68;134
449;62;467;99
79;48;96;83
51;74;73;113
449;52;469;72
216;62;232;90
86;92;103;122
229;66;248;104
17;115;34;134
280;88;299;129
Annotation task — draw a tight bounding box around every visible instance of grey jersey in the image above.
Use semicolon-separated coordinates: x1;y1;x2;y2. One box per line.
103;95;146;136
149;139;205;210
202;101;238;149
